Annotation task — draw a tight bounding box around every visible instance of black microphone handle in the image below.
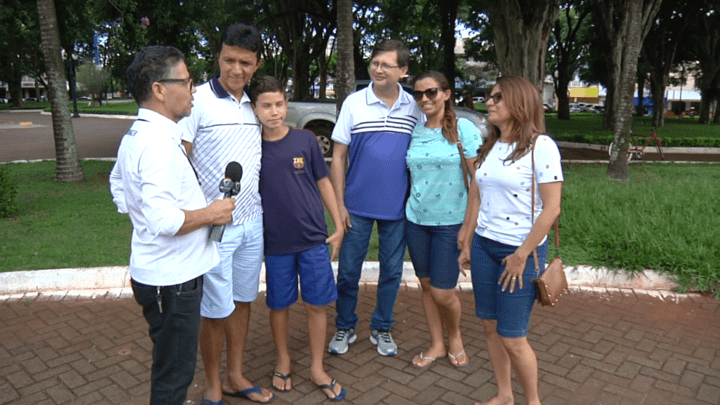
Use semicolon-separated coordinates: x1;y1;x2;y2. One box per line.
208;191;233;242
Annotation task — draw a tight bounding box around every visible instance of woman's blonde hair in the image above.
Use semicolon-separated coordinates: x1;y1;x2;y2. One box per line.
477;75;546;164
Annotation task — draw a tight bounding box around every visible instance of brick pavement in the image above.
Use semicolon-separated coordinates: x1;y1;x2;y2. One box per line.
1;285;719;405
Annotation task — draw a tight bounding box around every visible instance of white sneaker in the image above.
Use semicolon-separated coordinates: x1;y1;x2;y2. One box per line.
328;328;357;354
370;329;397;356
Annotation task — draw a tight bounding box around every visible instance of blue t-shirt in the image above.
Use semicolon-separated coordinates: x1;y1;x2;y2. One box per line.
406;118;482;225
260;128;329;255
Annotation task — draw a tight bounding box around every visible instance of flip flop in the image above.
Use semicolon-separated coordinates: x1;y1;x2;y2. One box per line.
222;385;275;403
271;371;292;392
316;379;346;401
201;399;223;405
412;352;440;370
448;349;469;368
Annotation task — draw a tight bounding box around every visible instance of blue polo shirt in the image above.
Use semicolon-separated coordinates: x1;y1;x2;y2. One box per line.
331;83;422;220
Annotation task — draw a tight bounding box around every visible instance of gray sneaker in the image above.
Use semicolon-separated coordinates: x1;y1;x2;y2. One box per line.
328;328;357;354
370;329;397;356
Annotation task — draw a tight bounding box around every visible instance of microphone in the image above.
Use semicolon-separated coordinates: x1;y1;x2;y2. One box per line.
209;162;242;242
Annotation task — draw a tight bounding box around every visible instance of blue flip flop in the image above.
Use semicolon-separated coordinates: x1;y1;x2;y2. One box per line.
222;385;275;403
316;379;346;401
201;399;223;405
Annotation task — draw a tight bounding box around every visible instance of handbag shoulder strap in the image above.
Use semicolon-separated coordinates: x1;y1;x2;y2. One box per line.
456;119;470;191
530;135;561;270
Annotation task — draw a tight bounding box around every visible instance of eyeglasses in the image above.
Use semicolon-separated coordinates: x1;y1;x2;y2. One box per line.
369;61;400;71
158;77;194;89
412;87;440;101
488;92;502;104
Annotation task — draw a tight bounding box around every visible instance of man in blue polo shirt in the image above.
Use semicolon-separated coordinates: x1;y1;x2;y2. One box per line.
179;23;273;404
328;39;422;357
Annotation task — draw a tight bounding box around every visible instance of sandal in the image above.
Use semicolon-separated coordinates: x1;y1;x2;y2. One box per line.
412;352;440;370
316;379;346;401
271;371;292;392
448;349;469;368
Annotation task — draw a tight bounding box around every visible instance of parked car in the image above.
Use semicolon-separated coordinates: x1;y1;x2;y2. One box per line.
286;81;490;157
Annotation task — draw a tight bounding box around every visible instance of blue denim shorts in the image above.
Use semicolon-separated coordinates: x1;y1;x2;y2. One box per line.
265;244;338;311
406;220;462;289
471;234;549;338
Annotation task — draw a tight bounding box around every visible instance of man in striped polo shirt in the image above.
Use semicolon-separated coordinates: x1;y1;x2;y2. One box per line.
180;23;273;404
328;39;422;357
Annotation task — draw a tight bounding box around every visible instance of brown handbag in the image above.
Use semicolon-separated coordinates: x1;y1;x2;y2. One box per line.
529;136;568;307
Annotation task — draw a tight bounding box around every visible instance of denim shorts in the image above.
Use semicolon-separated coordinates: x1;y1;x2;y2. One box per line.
471;234;548;338
265;244;338;311
406;220;462;289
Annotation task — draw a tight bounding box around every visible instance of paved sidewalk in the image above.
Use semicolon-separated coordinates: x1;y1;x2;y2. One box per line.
1;283;719;405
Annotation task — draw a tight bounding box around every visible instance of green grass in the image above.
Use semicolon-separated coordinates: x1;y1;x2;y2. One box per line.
559;163;720;297
1;160;719;296
0;161;131;270
469;105;720;147
544;113;720;147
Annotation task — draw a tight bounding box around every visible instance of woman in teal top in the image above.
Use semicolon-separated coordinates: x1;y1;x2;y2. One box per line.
406;70;481;370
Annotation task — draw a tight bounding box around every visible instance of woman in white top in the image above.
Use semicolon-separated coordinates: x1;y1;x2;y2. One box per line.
458;75;563;405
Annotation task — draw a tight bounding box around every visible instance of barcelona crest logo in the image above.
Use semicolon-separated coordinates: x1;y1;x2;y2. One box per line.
293;157;305;169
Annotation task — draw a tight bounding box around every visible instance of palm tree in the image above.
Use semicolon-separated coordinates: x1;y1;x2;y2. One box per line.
36;0;85;182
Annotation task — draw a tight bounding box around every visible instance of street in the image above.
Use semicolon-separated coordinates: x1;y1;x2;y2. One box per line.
0;111;132;162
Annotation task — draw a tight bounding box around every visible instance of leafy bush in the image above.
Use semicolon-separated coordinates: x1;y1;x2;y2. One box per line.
0;165;18;218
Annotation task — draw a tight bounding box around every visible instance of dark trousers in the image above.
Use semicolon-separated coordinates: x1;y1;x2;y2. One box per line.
131;276;203;405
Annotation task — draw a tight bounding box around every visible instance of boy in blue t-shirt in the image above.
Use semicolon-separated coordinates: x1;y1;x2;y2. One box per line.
249;75;346;401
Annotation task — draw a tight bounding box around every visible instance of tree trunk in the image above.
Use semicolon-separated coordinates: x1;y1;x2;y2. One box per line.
636;69;645;116
36;0;85;182
556;72;570;120
439;0;460;91
650;76;665;127
595;0;662;180
335;0;355;111
486;0;560;93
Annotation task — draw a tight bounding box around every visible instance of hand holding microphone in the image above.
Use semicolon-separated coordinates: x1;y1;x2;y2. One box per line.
209;162;242;242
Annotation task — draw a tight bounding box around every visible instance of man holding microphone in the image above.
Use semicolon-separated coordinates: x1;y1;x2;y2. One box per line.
109;45;234;405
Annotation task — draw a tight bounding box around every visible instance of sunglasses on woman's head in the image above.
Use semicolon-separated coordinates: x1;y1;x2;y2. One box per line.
413;87;439;101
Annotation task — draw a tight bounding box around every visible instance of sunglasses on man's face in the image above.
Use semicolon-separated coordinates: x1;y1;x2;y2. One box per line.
413;87;440;102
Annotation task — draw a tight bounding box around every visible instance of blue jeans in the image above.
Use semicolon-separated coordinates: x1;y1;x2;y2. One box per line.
132;276;203;405
335;213;405;331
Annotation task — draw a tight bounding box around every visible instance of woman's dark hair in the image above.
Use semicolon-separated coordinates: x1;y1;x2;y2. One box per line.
125;45;185;105
370;39;410;68
248;75;285;103
477;75;546;164
413;70;457;144
220;23;263;60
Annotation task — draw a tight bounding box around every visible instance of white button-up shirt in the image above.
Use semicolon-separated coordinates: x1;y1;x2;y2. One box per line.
110;108;219;286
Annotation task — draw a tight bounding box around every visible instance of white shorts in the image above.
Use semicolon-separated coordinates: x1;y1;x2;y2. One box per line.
200;215;264;318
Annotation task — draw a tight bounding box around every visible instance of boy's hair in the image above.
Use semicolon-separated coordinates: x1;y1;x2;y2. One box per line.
248;75;285;104
220;23;263;60
371;39;410;68
126;45;185;105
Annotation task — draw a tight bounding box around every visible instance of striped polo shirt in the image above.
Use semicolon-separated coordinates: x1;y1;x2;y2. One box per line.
332;83;422;220
179;76;262;225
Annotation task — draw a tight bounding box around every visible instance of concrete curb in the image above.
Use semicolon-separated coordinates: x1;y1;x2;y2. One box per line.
0;262;677;295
